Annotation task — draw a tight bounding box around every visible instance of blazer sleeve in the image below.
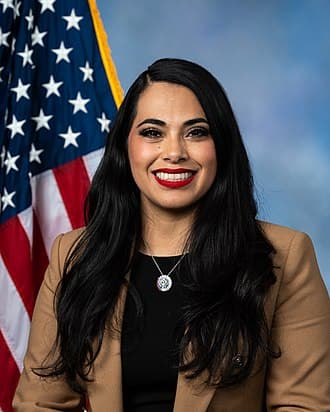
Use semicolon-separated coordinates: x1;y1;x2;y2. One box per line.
266;231;330;411
13;233;84;411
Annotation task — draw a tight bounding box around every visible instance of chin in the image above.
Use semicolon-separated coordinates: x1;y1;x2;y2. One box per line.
159;200;199;213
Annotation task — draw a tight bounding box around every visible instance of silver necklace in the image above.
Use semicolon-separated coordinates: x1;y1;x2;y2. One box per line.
144;241;186;292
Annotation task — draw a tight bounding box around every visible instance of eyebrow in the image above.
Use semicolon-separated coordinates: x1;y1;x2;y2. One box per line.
136;117;209;128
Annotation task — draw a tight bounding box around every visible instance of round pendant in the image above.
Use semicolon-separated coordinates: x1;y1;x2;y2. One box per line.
156;275;172;292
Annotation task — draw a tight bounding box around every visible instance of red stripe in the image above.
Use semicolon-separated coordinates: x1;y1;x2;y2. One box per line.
0;331;19;412
0;217;34;318
53;157;90;228
32;211;49;295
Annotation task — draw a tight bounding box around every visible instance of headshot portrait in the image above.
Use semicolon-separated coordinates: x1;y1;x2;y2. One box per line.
1;1;329;411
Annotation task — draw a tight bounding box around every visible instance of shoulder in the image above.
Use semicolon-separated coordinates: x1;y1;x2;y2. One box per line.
258;220;308;250
259;221;328;315
258;219;318;277
258;220;315;268
49;227;86;275
59;227;85;252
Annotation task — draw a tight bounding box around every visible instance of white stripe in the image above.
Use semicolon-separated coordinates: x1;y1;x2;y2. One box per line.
83;148;104;181
18;206;33;247
0;256;30;372
31;170;72;258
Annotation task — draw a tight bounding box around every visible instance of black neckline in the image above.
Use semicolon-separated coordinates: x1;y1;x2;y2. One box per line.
137;251;184;259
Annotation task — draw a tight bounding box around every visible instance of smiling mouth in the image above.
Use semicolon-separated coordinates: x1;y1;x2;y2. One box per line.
152;169;196;188
154;171;194;182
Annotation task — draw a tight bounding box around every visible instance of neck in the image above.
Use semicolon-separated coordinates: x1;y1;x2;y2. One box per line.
140;208;194;256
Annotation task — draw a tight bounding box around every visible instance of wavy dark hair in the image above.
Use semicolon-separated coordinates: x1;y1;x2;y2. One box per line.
38;58;277;393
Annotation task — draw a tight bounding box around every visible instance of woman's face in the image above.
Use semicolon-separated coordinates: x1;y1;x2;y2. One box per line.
128;81;217;215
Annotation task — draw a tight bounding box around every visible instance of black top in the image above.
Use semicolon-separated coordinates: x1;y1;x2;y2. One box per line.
121;252;186;412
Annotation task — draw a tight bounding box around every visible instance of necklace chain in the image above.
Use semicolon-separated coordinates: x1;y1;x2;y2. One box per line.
143;239;186;292
150;253;186;277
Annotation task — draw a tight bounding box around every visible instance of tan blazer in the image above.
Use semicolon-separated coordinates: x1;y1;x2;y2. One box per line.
13;222;330;411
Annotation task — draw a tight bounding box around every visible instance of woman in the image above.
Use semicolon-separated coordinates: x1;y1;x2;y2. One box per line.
13;58;329;411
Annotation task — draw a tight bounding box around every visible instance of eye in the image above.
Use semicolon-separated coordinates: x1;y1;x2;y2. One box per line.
186;127;210;138
139;128;162;138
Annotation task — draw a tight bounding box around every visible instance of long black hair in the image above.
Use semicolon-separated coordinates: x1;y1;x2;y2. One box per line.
39;58;277;393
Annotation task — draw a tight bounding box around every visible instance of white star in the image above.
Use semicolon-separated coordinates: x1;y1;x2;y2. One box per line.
79;61;93;82
31;26;47;47
4;151;20;174
18;44;33;67
1;188;16;211
97;112;111;133
13;0;20;18
6;115;25;138
62;8;83;30
0;27;10;47
0;0;14;13
25;9;34;29
69;91;90;114
59;126;80;148
0;146;6;167
0;66;4;82
31;108;53;131
38;0;55;13
11;78;30;101
42;74;63;97
29;143;43;163
52;41;72;63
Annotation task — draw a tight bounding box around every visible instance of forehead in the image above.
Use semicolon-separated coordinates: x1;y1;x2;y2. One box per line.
134;82;206;121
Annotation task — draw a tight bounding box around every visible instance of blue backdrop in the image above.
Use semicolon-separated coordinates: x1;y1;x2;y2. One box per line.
98;0;330;291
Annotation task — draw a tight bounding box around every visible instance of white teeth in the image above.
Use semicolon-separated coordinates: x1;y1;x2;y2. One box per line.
155;172;193;181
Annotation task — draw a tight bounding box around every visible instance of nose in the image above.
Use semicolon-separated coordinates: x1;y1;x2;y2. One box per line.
162;135;188;162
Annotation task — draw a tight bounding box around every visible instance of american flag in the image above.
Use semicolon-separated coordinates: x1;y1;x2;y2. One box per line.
0;0;122;409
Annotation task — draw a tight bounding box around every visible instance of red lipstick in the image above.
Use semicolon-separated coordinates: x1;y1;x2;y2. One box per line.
153;168;195;173
153;168;196;188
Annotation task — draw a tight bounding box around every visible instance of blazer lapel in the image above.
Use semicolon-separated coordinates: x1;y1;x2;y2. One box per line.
90;335;123;412
89;282;129;412
173;370;216;412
